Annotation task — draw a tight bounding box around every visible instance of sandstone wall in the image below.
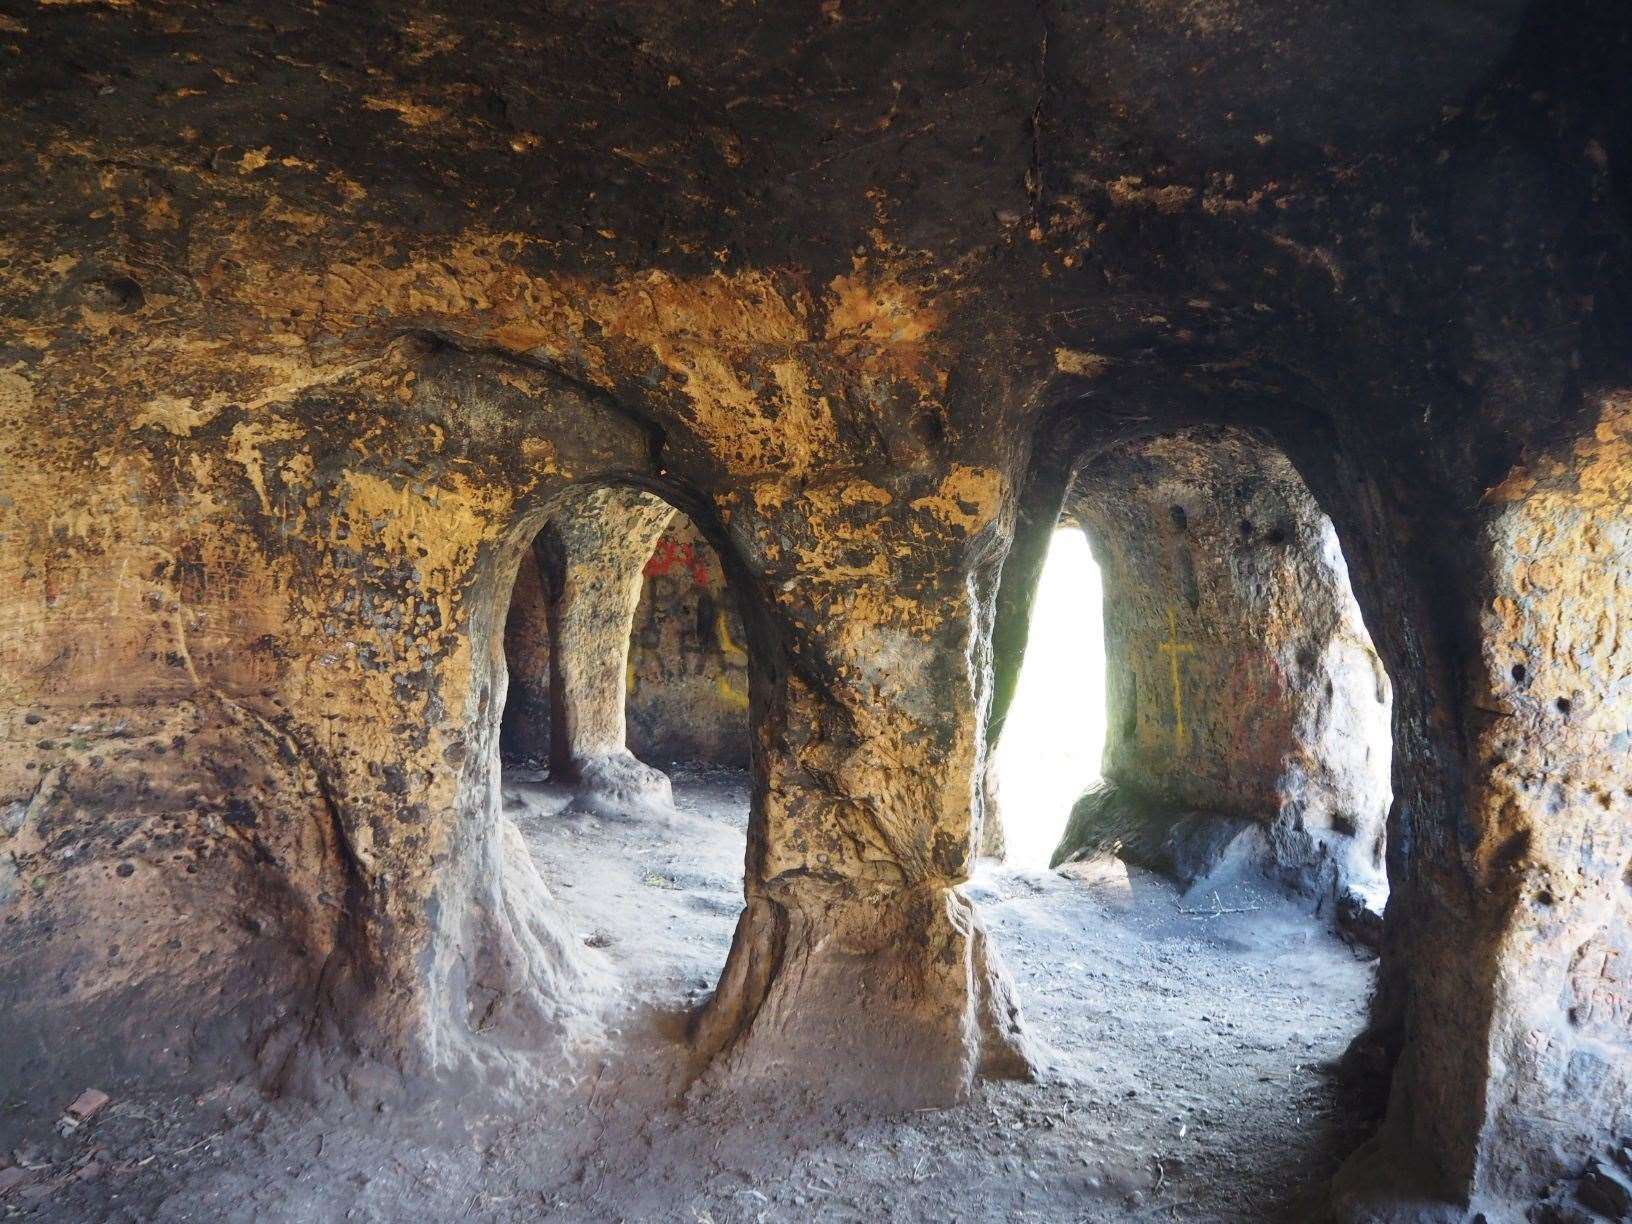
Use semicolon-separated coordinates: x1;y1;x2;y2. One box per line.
627;515;751;768
0;341;648;1135
1056;429;1392;905
1465;391;1632;1200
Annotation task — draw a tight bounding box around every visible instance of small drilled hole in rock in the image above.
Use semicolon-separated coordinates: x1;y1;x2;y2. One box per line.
1511;663;1526;683
81;273;145;313
1168;505;1187;531
1556;697;1572;716
1535;889;1554;907
910;410;946;447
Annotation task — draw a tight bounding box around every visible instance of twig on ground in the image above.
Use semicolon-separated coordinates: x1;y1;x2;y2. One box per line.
1178;890;1261;917
168;1134;219;1159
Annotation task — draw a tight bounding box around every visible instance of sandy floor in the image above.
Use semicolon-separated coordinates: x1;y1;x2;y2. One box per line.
6;767;1378;1222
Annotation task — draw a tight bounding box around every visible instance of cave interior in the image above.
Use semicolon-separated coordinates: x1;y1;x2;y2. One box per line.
1;1;1630;1221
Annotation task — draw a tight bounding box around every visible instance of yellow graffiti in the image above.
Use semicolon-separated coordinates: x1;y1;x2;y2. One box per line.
714;611;750;709
1158;606;1196;752
625;607;747;709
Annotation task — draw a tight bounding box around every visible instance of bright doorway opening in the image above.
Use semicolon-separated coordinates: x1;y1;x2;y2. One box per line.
996;526;1108;869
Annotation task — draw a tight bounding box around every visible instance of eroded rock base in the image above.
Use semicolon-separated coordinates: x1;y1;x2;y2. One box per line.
0;695;349;1142
560;749;676;818
692;883;1036;1110
1054;781;1386;944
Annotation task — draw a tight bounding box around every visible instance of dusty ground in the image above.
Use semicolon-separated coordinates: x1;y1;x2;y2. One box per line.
3;768;1378;1222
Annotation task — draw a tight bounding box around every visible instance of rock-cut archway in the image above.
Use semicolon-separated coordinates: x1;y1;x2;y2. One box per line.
1052;428;1393;925
498;485;676;813
0;342;665;1138
500;492;751;793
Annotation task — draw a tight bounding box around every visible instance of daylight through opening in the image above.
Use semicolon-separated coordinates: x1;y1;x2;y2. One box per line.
1040;429;1395;937
996;526;1107;870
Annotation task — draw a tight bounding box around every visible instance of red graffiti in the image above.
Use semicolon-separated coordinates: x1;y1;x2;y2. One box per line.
644;538;711;586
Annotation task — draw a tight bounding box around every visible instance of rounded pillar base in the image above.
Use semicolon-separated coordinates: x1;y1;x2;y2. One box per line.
562;748;674;817
690;882;1036;1110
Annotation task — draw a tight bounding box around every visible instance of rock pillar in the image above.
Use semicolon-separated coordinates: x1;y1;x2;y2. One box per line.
690;466;1035;1107
1336;391;1632;1215
531;486;676;811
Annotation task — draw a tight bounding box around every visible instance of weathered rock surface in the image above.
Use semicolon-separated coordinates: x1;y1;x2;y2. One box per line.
0;0;1627;1213
0;342;641;1132
1458;394;1632;1206
627;515;752;768
1052;428;1392;909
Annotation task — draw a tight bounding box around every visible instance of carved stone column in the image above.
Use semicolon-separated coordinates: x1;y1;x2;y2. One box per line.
533;486;676;811
691;465;1036;1107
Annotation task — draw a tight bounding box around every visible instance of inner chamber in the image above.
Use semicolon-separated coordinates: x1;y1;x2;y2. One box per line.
996;427;1393;931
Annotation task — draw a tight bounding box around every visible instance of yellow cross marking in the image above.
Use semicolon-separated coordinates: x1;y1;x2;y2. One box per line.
1158;606;1196;753
714;610;749;709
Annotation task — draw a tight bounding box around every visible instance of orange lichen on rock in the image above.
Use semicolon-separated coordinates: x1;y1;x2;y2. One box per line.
363;94;453;129
825;268;948;396
587;270;841;476
1052;347;1110;378
908;464;1005;535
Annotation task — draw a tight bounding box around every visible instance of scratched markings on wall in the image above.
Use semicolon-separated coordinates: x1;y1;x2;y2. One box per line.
1158;606;1195;754
627;516;750;765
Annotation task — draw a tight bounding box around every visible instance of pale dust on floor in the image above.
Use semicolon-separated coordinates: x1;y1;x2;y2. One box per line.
9;767;1376;1223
